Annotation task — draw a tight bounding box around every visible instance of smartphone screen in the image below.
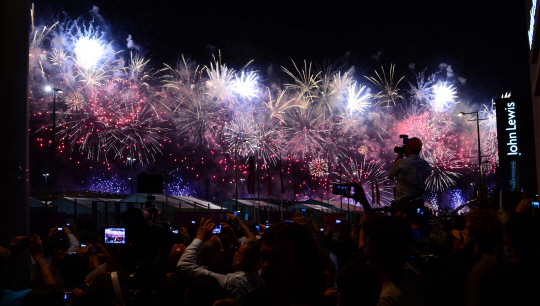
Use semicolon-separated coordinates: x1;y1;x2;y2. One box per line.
532;201;540;208
255;225;260;231
332;184;350;195
80;243;87;247
212;225;222;234
320;228;324;231
335;220;341;224
104;227;126;244
172;229;179;234
57;227;63;231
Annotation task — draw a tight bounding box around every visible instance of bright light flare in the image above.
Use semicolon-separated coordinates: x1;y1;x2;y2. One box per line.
431;82;458;112
74;37;105;70
232;71;259;99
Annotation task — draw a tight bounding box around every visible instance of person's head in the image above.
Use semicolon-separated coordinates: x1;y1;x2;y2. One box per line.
362;217;412;281
337;257;381;306
198;235;222;267
259;222;325;303
505;213;540;262
464;208;503;253
405;137;422;155
41;234;69;257
184;274;223;306
169;243;186;269
233;240;260;273
339;220;352;237
452;229;473;251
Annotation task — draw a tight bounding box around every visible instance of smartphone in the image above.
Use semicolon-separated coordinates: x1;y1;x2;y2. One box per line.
104;227;126;244
64;292;71;301
191;221;196;224
335;220;341;224
172;229;179;234
234;211;239;216
255;225;261;231
320;227;324;232
332;184;351;195
57;227;63;231
532;201;540;208
212;225;222;234
80;243;87;247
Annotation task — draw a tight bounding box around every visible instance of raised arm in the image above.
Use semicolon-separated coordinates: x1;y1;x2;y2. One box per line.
227;213;256;242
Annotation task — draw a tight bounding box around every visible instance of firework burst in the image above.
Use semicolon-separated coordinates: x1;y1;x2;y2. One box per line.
423;147;463;192
365;64;404;108
309;157;328;177
282;106;327;159
282;60;321;106
223;116;259;158
430;82;458;112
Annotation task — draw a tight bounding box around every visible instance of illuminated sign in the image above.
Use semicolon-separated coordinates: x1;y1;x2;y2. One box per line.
529;0;537;50
505;102;519;156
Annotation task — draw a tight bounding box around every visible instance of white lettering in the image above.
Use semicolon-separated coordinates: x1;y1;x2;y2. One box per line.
506;102;519;156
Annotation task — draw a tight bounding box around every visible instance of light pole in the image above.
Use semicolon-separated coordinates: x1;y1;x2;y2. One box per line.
127;157;137;195
45;86;63;204
256;145;261;223
43;173;49;207
240;178;245;199
458;111;487;204
234;140;248;213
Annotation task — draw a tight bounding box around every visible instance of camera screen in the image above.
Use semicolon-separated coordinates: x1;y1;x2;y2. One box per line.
212;225;222;234
532;201;540;208
104;227;126;244
335;220;341;224
255;225;260;231
57;227;63;231
320;228;324;231
172;229;179;234
332;184;350;195
80;243;87;247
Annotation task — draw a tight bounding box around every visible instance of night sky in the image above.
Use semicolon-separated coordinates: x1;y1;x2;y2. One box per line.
29;0;532;200
36;0;531;97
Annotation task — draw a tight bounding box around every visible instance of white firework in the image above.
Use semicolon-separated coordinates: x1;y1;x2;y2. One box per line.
232;70;259;99
430;82;458;112
223;116;259;158
423;147;463;192
282;106;326;159
346;82;370;115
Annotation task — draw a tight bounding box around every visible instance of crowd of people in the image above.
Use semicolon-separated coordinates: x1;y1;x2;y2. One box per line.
1;190;540;306
2;138;540;305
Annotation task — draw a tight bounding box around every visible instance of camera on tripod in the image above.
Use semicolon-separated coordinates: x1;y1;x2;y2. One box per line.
394;134;409;154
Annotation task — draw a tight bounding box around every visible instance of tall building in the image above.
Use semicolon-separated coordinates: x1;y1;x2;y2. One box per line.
526;0;540;195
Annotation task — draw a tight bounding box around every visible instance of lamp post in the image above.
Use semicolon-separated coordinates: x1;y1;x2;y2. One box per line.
43;173;49;193
127;157;136;195
43;173;49;207
240;178;245;199
458;111;487;204
45;86;63;204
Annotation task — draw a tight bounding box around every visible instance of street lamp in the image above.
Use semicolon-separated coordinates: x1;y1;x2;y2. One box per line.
457;111;487;203
240;178;245;199
45;86;63;204
127;157;137;195
43;173;49;207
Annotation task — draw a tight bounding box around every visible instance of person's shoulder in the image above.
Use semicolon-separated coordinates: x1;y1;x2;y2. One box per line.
1;288;33;305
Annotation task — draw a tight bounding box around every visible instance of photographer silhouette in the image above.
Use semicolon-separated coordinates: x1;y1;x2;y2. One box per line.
388;137;430;203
